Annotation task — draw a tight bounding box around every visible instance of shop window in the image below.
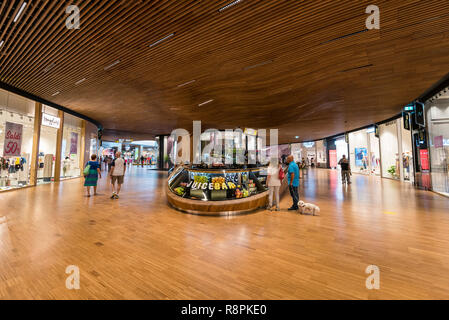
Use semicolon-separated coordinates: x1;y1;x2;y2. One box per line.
348;128;381;176
379;120;400;180
400;121;414;182
0;90;35;191
315;140;327;168
38;106;60;185
61;113;82;180
426;99;449;197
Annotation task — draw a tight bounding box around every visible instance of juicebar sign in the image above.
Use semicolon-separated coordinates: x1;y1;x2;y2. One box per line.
3;122;23;157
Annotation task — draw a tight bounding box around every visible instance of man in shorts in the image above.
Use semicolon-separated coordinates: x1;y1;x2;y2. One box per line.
110;151;126;199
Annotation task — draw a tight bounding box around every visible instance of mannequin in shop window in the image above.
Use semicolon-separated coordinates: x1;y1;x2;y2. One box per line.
62;157;71;177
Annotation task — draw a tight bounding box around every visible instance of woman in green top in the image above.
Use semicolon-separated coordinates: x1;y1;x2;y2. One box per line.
84;154;102;197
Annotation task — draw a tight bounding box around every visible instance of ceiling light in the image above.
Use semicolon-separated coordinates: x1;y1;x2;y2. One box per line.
177;79;196;88
14;2;27;23
0;41;4;48
198;99;214;107
75;78;86;85
295;136;299;139
149;33;175;48
243;60;273;71
104;60;121;70
43;62;56;73
52;92;60;96
219;0;243;12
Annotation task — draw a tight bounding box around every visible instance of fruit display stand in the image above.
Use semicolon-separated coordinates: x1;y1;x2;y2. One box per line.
166;166;278;216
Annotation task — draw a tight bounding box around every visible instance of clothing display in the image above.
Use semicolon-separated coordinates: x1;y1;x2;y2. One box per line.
43;154;54;181
0;154;30;190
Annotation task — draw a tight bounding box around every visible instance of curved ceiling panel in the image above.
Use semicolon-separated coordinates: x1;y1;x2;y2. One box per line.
1;0;449;143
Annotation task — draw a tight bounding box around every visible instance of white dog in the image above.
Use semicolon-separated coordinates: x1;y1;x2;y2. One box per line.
298;200;320;216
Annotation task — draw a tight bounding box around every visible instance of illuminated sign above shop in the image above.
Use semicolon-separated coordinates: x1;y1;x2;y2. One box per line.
244;128;257;136
303;142;315;148
42;113;61;129
366;126;376;134
403;103;415;112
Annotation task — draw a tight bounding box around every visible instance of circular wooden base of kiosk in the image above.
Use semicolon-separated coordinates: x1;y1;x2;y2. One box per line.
166;185;268;216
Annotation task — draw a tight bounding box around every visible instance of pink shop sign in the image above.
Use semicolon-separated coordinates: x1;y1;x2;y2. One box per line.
434;135;443;148
3;122;23;157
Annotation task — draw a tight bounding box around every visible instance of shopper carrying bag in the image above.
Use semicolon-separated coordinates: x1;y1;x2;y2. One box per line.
84;154;101;197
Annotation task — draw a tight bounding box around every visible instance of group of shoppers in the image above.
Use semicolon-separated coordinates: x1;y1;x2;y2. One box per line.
266;155;300;211
84;151;126;199
266;154;351;210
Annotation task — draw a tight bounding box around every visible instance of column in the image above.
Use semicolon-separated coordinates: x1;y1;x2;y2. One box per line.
29;102;42;186
396;118;404;181
79;120;86;176
367;132;372;175
53;110;64;182
190;133;194;164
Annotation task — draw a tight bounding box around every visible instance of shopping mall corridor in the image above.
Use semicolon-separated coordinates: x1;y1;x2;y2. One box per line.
1;167;449;300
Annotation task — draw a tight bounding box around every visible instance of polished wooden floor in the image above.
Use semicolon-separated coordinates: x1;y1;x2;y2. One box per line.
1;167;449;300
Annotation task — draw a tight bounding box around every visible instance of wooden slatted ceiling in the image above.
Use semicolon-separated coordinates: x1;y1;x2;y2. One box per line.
1;0;449;143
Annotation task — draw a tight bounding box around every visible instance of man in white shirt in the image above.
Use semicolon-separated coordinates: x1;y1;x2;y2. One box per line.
110;151;126;199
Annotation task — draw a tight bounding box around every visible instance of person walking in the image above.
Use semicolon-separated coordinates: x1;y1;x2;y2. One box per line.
110;151;126;199
339;154;351;184
84;154;101;197
140;155;145;168
286;155;300;211
106;156;113;172
266;158;282;211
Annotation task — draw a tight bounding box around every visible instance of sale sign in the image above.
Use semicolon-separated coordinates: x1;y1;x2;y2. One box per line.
420;149;430;171
70;132;78;154
3;122;23;157
434;135;443;148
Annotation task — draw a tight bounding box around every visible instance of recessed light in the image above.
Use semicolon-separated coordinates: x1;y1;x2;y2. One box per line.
243;60;273;71
177;79;196;88
14;2;27;23
0;40;4;48
104;60;121;70
149;33;175;48
43;62;56;73
75;78;86;85
52;92;60;96
219;0;243;12
198;99;214;107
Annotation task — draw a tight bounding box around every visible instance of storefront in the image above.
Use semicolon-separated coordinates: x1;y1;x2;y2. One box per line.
128;140;159;165
378;117;414;182
61;113;82;179
326;135;348;169
0;90;35;191
379;120;401;180
0;88;99;192
291;143;301;162
426;93;449;197
348;127;381;176
38;107;60;184
315;140;326;168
